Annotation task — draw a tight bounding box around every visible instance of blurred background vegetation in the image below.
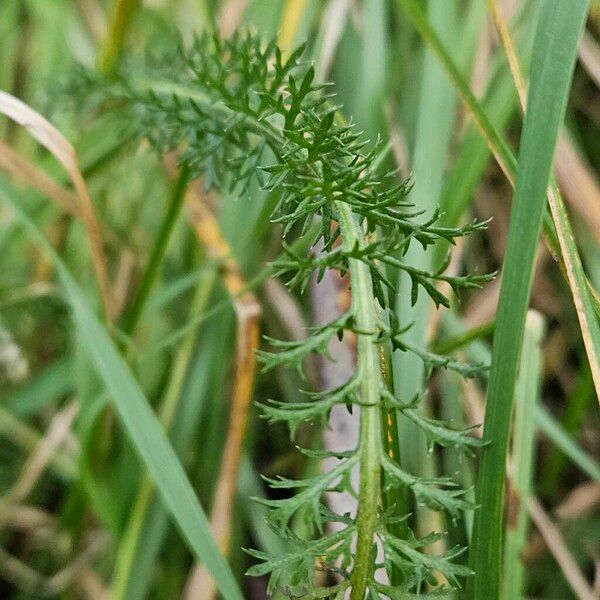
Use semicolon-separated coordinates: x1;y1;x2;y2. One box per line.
0;0;599;598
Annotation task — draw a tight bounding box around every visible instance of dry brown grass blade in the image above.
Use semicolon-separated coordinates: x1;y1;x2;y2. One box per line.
0;140;79;216
45;533;109;596
112;247;136;319
486;0;600;402
3;506;55;532
0;402;79;533
0;547;43;592
579;30;600;90
554;481;600;520
555;136;600;246
0;91;114;321
523;482;600;568
180;180;260;600
76;0;108;44
486;0;527;107
0;532;107;597
528;497;596;600
79;570;109;600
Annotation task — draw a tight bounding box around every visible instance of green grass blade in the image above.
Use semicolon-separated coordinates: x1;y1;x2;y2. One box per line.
392;0;457;479
442;311;600;487
360;0;388;138
467;3;590;597
121;167;190;337
114;265;218;600
3;356;72;417
0;181;244;600
540;364;595;495
438;1;538;235
535;406;600;485
396;0;516;178
503;311;545;599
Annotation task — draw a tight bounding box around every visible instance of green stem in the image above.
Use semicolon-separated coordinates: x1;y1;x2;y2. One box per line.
99;0;141;77
337;205;382;600
121;167;190;338
378;341;408;586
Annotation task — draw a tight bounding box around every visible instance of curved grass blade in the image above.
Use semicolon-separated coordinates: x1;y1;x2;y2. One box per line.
0;180;244;600
0;91;113;320
467;3;590;597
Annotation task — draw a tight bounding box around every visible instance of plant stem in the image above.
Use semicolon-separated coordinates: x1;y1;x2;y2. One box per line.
378;341;408;586
337;204;382;600
136;77;386;597
121;167;189;337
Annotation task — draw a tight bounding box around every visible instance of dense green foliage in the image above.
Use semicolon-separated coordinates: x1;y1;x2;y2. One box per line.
77;33;489;596
0;1;599;599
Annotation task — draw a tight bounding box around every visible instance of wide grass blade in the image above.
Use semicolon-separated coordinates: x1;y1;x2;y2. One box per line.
392;0;458;477
0;180;244;600
467;3;590;597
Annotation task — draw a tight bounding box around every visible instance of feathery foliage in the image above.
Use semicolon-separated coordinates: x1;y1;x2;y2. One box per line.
70;32;490;598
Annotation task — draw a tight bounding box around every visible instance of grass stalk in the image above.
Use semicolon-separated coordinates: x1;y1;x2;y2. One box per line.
398;0;600;367
485;0;600;404
121;167;190;337
442;312;600;489
540;365;595;495
536;407;600;485
467;5;590;595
